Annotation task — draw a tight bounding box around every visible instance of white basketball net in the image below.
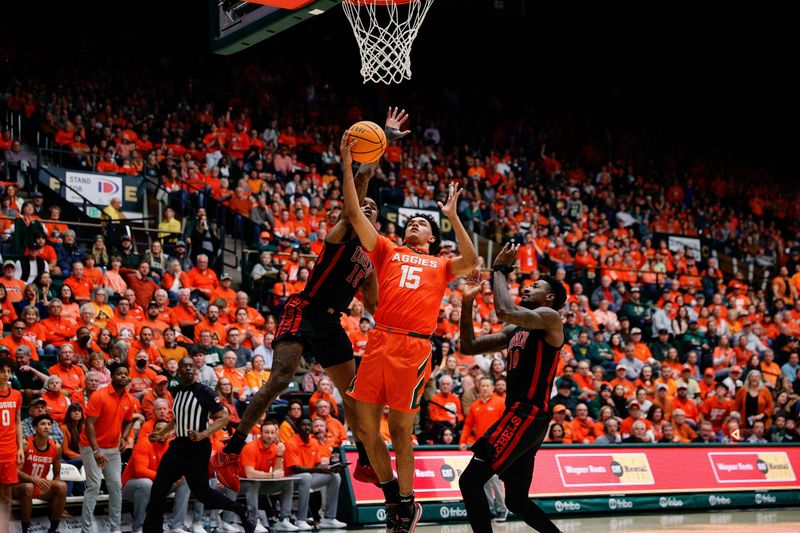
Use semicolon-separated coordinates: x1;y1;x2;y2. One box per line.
342;0;436;84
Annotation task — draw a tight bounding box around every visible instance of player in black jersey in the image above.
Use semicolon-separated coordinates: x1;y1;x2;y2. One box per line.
212;108;410;492
458;243;566;533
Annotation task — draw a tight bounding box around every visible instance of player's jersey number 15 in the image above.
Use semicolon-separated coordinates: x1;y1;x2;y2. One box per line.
399;265;422;289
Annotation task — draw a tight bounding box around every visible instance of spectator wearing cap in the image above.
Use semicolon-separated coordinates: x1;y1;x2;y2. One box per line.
609;364;636;397
169;240;193;272
22;398;65;444
629;328;658;367
672;384;700;427
700;381;733;436
620;401;653;437
141;375;173;420
0;260;25;303
550;405;574;443
210;272;236;308
698;367;719;399
681;318;711;357
622;287;651;331
652;383;675;420
54;230;85;277
114;233;141;270
676;364;701;399
551;378;580;415
588;384;615;420
655;365;679;397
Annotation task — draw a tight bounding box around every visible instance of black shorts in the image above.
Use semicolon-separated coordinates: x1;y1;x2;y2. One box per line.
472;402;548;475
274;294;354;368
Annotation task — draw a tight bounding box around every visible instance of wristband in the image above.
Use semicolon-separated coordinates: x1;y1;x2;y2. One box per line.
493;264;513;275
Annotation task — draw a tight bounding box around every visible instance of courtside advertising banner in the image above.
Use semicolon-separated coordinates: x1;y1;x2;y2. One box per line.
345;445;800;504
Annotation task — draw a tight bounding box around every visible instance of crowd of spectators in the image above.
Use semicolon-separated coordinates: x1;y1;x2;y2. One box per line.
2;52;800;528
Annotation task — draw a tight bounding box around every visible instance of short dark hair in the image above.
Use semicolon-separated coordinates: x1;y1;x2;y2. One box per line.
404;213;441;255
32;414;54;427
539;274;567;310
108;362;128;375
0;357;14;372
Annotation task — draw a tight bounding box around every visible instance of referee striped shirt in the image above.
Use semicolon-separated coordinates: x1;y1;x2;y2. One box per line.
172;383;224;438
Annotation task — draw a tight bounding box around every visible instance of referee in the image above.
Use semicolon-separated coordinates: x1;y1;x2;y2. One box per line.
142;357;257;533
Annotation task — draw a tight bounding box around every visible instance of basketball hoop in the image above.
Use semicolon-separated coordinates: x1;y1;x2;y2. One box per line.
342;0;436;85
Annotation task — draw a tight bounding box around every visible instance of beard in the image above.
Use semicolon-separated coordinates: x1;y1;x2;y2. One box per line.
519;298;540;310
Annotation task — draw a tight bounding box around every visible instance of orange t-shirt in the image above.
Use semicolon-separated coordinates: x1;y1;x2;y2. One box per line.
185;268;219;293
239;439;279;477
0;387;22;463
42;391;69;424
368;236;453;335
48;363;85;396
108;315;139;342
283;434;325;472
80;386;137;448
40;316;77;346
129;366;158;395
348;330;369;356
700;396;733;432
0;278;25;303
459;394;505;445
0;335;38;361
64;276;94;301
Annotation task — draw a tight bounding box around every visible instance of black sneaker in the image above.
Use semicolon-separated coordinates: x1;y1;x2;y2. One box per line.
239;505;259;533
493;510;508;522
392;501;422;533
385;503;399;533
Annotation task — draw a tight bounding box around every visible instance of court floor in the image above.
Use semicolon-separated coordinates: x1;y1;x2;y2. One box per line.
347;509;800;533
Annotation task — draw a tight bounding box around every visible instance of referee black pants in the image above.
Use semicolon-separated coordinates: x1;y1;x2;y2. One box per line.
143;437;244;532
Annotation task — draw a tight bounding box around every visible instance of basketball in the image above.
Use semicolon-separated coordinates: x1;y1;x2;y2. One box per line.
347;120;387;163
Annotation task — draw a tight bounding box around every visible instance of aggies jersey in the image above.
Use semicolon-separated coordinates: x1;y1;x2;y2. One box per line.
505;327;563;411
0;388;22;464
299;237;373;315
22;436;59;479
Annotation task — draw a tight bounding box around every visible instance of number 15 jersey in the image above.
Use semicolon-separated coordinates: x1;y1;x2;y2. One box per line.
368;235;453;335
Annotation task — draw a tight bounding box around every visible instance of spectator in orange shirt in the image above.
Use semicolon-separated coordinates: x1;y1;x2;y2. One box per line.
672;384;700;426
129;351;158;398
40;299;77;353
121;261;160;310
184;254;219;299
609;365;636;397
428;375;463;430
671;409;698;442
42;374;70;423
228;292;265;329
570;403;599;443
209;273;236;309
759;349;781;388
313;400;347;447
619;401;653;437
0;260;25;302
195;304;227;346
48;344;85;396
309;377;340;418
459;378;505;447
348;317;370;359
141;376;173;420
214;351;249;400
64;261;94;303
550;405;574;443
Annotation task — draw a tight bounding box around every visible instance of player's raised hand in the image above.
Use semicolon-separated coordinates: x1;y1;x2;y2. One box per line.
438;182;463;220
462;279;486;301
385;106;411;141
340;131;357;167
493;242;519;268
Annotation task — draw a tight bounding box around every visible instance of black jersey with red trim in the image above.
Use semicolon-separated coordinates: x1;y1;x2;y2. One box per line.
299;237;373;314
504;326;563;412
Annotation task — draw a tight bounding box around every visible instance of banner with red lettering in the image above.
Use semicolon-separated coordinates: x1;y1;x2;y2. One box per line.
344;445;800;503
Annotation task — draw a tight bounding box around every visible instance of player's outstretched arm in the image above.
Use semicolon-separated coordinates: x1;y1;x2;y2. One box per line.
440;183;479;277
459;279;513;355
492;243;564;343
341;133;378;252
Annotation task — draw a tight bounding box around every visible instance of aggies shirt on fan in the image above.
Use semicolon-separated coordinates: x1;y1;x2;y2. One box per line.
368;235;453;335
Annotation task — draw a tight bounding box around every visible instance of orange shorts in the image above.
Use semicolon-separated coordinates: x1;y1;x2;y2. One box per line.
347;329;432;413
0;461;18;485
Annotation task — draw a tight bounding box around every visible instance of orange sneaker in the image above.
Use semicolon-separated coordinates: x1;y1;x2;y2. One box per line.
211;450;241;492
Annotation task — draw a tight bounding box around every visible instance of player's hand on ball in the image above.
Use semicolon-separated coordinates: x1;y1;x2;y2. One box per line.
340;132;357;166
493;242;519;268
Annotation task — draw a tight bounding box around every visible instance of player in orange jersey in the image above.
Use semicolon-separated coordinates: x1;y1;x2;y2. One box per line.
341;134;479;531
14;414;67;533
0;357;24;528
